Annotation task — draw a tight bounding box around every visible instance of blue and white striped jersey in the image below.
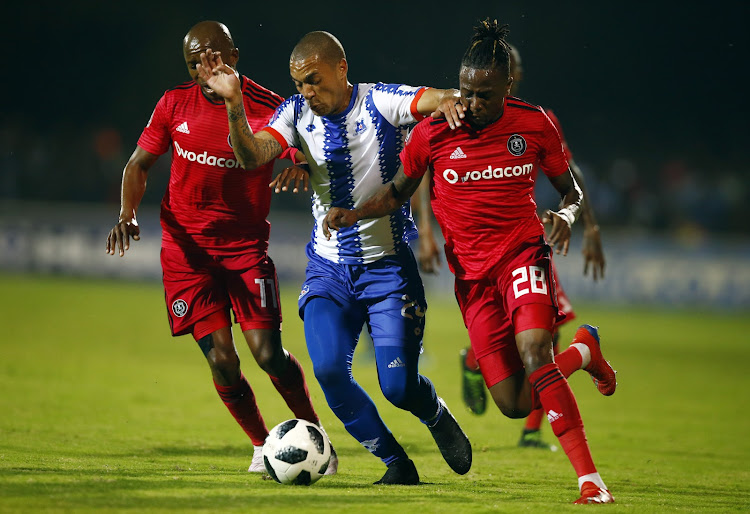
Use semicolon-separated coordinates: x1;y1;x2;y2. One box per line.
264;82;427;264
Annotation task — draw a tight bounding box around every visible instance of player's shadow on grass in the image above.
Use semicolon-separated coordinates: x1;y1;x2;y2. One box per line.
145;444;248;457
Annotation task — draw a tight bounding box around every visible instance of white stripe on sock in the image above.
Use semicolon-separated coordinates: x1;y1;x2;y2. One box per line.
578;472;606;491
571;342;591;369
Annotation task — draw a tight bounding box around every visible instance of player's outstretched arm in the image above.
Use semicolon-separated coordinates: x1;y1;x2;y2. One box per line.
569;158;605;280
416;88;465;129
106;146;158;257
412;170;441;274
196;49;282;170
323;170;422;239
542;170;582;256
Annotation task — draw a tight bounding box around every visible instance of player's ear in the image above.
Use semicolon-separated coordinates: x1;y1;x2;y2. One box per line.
506;75;513;96
229;47;240;67
338;58;348;79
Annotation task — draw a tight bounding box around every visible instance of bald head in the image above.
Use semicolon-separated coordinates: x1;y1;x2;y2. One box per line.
182;21;239;100
291;31;346;67
183;21;236;60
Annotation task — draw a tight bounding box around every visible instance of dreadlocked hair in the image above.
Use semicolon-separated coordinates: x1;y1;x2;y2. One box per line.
461;19;511;75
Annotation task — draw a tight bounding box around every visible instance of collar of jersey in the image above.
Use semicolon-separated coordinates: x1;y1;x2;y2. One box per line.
320;83;359;121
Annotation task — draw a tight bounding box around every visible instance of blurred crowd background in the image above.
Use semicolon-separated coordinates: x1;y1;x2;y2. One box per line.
2;1;749;307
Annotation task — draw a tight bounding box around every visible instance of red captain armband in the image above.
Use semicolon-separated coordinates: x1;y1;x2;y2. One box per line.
410;87;429;121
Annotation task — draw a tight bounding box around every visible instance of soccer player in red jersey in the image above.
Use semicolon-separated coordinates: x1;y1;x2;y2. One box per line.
415;43;606;451
322;20;616;503
105;21;336;475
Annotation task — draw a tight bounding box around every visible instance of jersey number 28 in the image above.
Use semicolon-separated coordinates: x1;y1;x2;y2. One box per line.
512;266;548;299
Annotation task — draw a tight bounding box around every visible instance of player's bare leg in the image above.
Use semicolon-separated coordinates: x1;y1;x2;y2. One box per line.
196;324;269;472
516;324;613;503
243;328;337;475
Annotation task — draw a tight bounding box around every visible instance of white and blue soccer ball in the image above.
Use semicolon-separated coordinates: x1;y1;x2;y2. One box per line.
262;419;331;485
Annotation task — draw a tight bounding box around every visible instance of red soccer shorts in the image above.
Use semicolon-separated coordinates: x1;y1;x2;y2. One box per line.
454;237;565;388
160;245;282;339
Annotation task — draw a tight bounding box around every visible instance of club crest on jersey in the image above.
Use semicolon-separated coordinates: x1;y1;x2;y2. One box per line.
354;119;367;135
306;123;316;133
172;299;188;318
507;134;527;156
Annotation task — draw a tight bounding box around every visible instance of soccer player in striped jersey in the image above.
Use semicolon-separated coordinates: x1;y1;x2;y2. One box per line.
105;21;336;476
322;20;616;503
198;31;471;485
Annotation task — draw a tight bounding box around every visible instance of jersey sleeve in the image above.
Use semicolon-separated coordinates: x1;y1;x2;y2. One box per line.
136;94;171;155
261;96;301;151
370;83;428;127
544;109;573;163
399;119;432;179
538;111;570;178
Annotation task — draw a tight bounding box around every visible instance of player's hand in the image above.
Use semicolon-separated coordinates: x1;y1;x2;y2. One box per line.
106;218;140;257
582;224;606;281
270;164;310;194
197;49;241;102
431;96;466;130
322;207;358;240
417;229;442;274
542;209;572;256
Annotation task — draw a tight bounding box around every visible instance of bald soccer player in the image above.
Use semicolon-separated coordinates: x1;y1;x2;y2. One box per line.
106;21;336;475
197;31;471;484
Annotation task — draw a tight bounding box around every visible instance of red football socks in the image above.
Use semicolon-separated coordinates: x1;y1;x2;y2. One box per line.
524;407;545;431
529;363;596;478
555;345;584;378
214;373;268;446
269;352;319;424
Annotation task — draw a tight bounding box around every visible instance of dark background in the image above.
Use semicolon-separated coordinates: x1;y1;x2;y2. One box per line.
3;1;749;233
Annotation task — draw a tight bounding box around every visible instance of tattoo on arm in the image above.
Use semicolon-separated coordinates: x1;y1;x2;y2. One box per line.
227;103;246;123
226;103;281;169
255;137;283;167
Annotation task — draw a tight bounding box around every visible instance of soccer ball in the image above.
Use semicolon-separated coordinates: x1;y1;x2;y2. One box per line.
262;419;331;485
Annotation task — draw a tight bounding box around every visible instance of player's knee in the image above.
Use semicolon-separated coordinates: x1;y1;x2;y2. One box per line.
311;359;349;390
490;389;531;419
495;400;529;419
518;340;553;373
205;345;240;376
253;342;284;376
380;382;409;410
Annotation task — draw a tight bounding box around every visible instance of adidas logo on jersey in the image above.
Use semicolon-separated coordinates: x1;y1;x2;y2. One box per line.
450;147;467;159
388;357;406;368
547;410;563;423
176;121;190;134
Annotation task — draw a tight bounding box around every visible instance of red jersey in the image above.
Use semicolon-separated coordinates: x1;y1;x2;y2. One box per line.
401;96;569;280
137;76;283;253
545;109;573;164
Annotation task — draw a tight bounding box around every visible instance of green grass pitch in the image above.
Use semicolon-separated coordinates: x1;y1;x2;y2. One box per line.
0;272;748;512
